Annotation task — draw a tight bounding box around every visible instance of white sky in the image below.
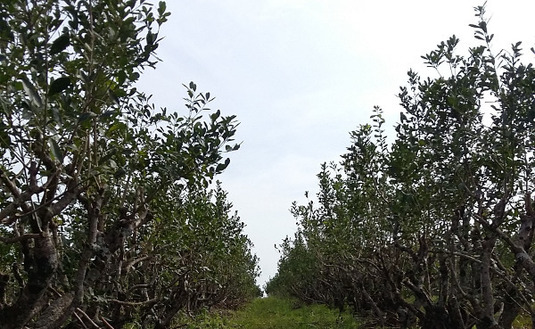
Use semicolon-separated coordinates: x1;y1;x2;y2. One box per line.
137;0;535;287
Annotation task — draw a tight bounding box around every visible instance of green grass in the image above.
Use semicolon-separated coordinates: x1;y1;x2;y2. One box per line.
173;298;535;329
512;313;532;329
173;297;361;329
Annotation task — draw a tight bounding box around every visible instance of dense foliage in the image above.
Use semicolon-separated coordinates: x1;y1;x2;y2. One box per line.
267;5;535;329
0;1;260;328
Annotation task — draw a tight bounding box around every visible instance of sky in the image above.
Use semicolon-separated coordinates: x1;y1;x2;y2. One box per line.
137;0;535;287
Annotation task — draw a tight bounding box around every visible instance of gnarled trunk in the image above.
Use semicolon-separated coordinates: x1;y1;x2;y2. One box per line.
0;233;58;329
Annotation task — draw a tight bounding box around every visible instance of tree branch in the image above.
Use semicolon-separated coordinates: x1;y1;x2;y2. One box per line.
0;233;41;244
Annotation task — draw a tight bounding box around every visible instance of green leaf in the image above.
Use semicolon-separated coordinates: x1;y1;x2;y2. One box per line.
158;1;166;16
216;158;231;173
78;112;94;123
146;31;155;45
78;112;97;129
479;21;487;33
49;138;64;163
48;77;71;96
50;34;70;55
0;125;11;148
210;110;220;121
20;76;43;108
114;167;126;179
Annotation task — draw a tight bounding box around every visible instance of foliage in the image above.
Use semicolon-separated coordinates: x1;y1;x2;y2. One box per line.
268;4;535;329
0;1;259;328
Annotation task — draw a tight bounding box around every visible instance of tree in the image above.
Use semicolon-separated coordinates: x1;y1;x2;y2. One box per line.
0;1;258;328
268;4;535;328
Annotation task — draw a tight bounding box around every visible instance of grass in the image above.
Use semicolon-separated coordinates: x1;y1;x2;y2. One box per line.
173;297;361;329
512;313;532;329
171;298;535;329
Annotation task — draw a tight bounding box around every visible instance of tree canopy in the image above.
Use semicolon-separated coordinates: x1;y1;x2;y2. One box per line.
0;1;260;328
267;5;535;329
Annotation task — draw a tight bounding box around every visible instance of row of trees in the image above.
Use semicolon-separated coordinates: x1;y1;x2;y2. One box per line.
0;1;260;328
267;5;535;329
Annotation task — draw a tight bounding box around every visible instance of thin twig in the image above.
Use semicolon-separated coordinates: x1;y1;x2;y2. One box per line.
101;316;115;329
73;311;90;329
75;308;100;329
106;297;158;306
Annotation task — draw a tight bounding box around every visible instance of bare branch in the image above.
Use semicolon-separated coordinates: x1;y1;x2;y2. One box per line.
101;317;115;329
105;297;158;306
0;233;41;244
75;308;100;329
72;311;89;329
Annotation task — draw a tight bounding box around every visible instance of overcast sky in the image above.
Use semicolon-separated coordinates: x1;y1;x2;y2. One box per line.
137;0;535;287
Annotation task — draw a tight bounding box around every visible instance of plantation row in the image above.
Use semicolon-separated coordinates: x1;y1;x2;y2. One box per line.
267;5;535;329
0;1;260;328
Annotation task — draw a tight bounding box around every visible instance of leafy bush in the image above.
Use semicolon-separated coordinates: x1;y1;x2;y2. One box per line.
268;4;535;329
0;1;259;328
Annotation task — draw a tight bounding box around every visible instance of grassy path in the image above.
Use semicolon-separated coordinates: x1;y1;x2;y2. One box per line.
175;298;534;328
177;297;361;328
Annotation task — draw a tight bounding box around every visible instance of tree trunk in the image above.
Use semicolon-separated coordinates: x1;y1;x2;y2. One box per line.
478;237;501;329
0;233;58;329
420;305;457;329
498;285;520;329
